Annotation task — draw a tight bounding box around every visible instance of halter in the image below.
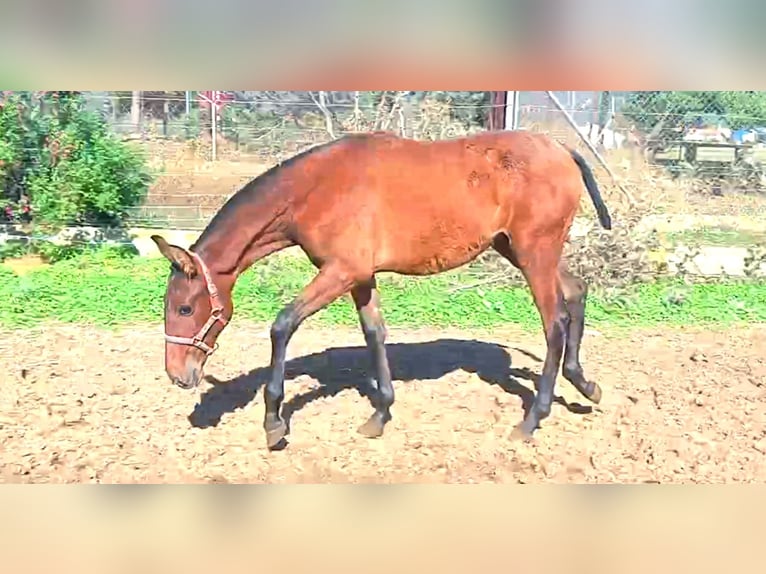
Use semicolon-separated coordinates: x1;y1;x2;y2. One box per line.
164;251;228;357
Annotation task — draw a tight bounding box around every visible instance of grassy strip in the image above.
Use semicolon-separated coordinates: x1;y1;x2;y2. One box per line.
663;227;766;248
1;249;765;329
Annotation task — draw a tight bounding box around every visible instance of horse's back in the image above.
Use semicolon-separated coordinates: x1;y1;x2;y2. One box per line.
331;130;573;188
324;130;575;222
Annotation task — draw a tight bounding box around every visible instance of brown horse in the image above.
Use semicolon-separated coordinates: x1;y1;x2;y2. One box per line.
151;130;612;450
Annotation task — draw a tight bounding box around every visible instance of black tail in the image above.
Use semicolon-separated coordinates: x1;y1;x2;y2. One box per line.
568;149;612;230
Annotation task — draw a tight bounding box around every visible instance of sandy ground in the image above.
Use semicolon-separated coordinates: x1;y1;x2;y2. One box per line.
1;322;765;483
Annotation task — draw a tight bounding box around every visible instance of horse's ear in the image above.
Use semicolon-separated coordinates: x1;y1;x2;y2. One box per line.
150;235;198;278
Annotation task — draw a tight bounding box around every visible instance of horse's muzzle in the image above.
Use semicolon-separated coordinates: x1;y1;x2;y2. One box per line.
171;368;201;390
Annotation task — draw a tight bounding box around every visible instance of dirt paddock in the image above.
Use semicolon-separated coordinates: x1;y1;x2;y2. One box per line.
1;322;764;483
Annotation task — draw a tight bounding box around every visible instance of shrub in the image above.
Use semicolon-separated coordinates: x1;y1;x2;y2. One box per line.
0;91;153;229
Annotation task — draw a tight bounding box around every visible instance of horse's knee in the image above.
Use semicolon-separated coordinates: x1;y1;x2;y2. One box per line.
561;271;587;305
573;277;587;301
361;317;386;346
379;320;388;343
270;303;297;344
547;300;570;344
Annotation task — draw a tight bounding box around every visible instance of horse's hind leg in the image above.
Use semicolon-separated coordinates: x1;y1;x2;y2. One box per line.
492;233;567;439
559;262;602;404
264;262;357;449
351;278;394;438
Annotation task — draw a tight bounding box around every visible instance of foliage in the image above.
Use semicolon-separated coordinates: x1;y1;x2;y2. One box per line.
1;248;765;329
469;208;671;293
206;91;495;156
107;91;189;124
0;236;138;264
227;91;492;126
374;91;491;128
623;91;766;133
0;91;153;229
563;224;665;290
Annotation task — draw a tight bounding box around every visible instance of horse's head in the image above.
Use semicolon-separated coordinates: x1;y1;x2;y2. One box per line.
151;235;232;389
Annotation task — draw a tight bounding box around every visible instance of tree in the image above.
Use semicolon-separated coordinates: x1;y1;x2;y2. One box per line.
623;91;766;133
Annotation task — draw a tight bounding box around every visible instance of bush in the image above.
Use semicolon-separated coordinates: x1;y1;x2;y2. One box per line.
469;220;667;294
0;91;153;229
0;236;139;264
623;91;766;133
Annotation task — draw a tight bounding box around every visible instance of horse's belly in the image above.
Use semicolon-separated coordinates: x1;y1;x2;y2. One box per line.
376;224;494;276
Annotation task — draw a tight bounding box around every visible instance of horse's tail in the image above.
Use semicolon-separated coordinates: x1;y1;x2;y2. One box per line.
568;148;612;230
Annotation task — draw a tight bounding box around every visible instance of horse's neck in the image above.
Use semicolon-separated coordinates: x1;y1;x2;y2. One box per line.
194;210;291;278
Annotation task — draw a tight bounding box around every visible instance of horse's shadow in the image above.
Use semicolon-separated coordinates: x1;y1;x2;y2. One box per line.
188;338;592;431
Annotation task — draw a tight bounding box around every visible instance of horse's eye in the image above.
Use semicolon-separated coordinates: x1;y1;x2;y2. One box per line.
178;305;193;316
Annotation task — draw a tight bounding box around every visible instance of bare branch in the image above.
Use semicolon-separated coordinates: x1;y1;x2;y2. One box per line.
309;91;336;139
352;91;362;131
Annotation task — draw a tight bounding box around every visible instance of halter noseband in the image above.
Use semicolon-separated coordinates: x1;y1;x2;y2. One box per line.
164;251;228;357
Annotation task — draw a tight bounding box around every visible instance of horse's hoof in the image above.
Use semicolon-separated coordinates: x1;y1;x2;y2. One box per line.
265;419;288;450
357;415;386;438
588;382;603;405
509;420;536;442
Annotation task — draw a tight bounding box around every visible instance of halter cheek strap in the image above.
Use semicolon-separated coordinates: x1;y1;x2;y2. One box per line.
164;251;228;357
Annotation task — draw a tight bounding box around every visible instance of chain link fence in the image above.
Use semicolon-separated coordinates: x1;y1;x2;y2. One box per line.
98;91;498;229
3;91;765;281
92;91;766;231
519;91;766;189
513;91;766;282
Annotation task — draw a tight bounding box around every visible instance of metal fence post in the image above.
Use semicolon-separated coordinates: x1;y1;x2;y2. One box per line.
505;91;521;130
211;105;217;162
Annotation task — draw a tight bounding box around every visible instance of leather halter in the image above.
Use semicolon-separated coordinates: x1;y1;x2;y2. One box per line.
164;251;228;357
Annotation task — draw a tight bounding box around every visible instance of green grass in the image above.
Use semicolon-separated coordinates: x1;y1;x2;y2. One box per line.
664;227;766;248
0;249;765;330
